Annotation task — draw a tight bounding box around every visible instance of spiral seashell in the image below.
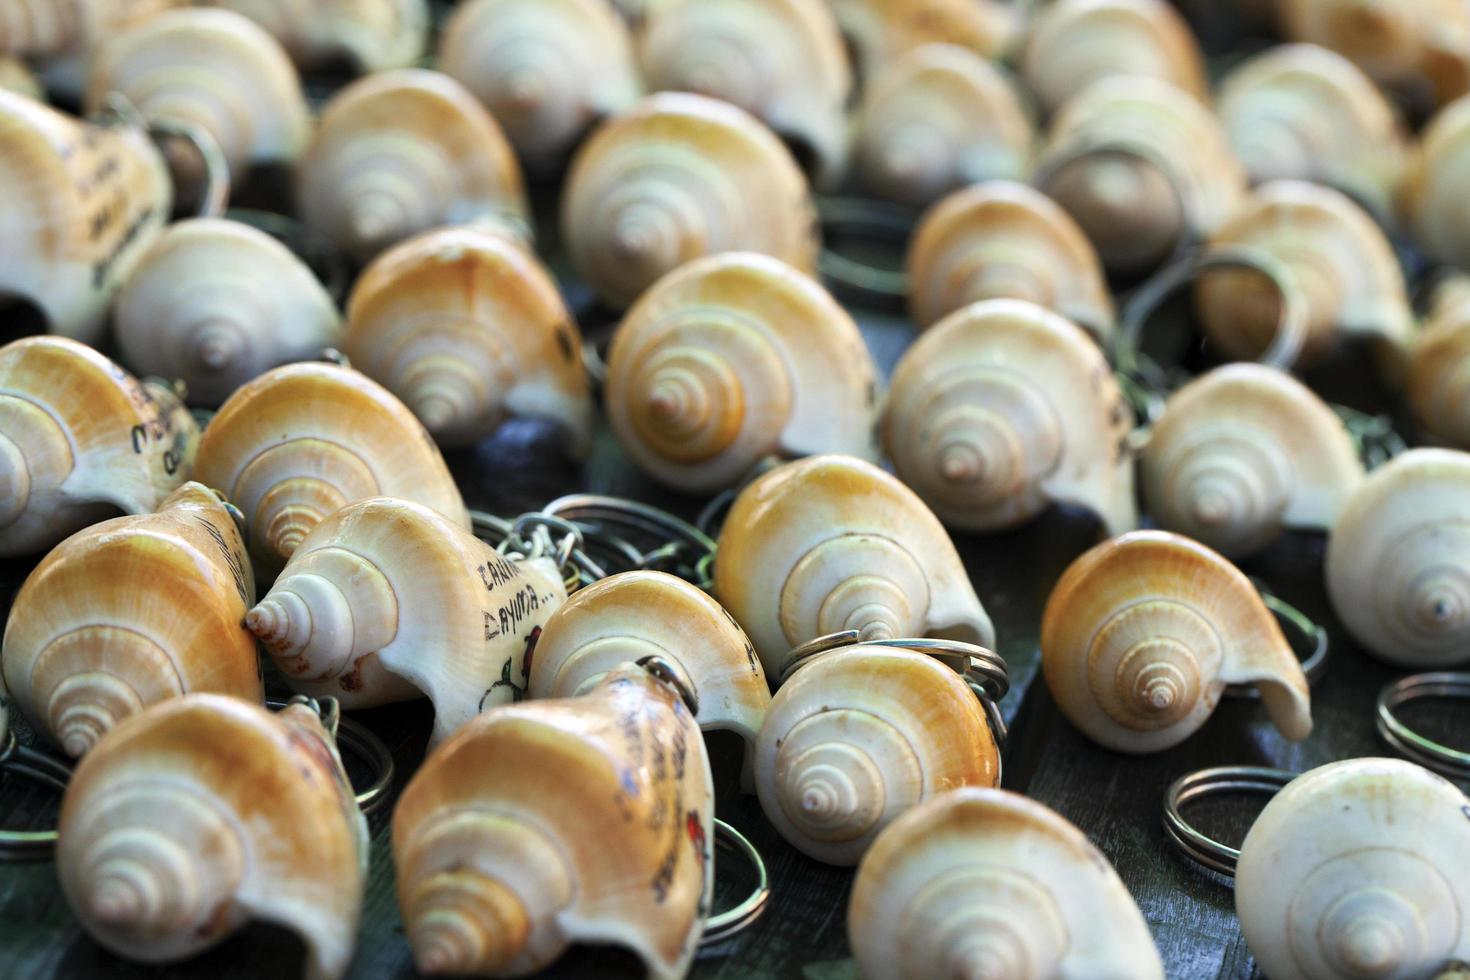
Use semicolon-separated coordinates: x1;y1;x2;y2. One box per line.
1042;530;1313;753
529;570;769;787
0;336;199;557
1218;43;1407;221
827;0;1017;85
248;497;568;745
907;180;1114;337
58;694;367;978
850;788;1166;979
1195;180;1414;367
439;0;639;176
1237;758;1470;980
1278;0;1470;110
640;0;850;186
1036;77;1246;275
394;665;712;979
84;9;309;182
1409;277;1470;449
883;299;1135;536
756;645;999;865
562;92;819;309
202;0;428;73
0;0;183;57
1402;94;1470;270
1142;364;1365;557
114;218;341;407
0;91;170;343
1020;0;1209;113
344;225;593;452
1326;448;1470;668
2;483;258;758
715;455;995;677
851;44;1033;208
605;252;879;491
193;360;469;572
297;69;530;264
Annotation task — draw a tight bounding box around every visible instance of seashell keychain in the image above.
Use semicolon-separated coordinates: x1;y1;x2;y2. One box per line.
639;0;851;187
1409;276;1470;449
850;788;1166;979
827;0;1017;85
57;693;368;980
1326;448;1470;669
296;69;531;264
1164;758;1470;979
438;0;640;175
247;496;569;747
344;224;594;452
1042;530;1315;753
756;632;1007;865
1141;363;1366;558
394;661;769;978
1020;0;1210;114
0;336;199;558
882;298;1137;536
562;92;820;309
193;358;469;573
850;44;1034;209
113;217;343;407
1402;94;1470;271
714;454;995;679
906;180;1115;338
604;252;881;492
201;0;430;73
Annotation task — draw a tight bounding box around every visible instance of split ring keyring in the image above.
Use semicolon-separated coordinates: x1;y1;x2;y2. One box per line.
700;819;771;947
266;697;396;815
1162;766;1296;877
1375;672;1470;781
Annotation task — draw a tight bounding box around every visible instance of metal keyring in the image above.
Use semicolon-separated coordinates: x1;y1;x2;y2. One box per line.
1224;590;1329;698
1376;672;1470;781
693;456;784;539
225;208;353;305
636;655;701;717
471;509;616;592
700;819;771;948
0;729;73;861
815;196;917;306
267;698;396;814
544;495;717;590
1162;766;1296;877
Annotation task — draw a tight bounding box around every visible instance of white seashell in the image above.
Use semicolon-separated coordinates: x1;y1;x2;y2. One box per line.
1326;448;1470;668
0;57;41;97
1236;757;1470;980
1402;94;1470;270
0;0;184;57
605;252;880;492
827;0;1017;85
1141;363;1365;557
851;43;1033;208
850;787;1166;980
201;0;428;73
883;298;1136;535
1409;277;1470;449
58;694;368;980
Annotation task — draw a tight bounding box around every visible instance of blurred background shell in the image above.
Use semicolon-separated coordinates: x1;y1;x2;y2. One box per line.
1401;93;1470;270
202;0;429;73
1408;276;1470;449
827;0;1017;86
0;0;184;58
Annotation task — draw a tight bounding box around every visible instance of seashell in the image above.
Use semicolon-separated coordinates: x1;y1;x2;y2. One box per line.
2;482;258;758
58;694;367;979
639;0;850;186
248;497;568;746
0;90;170;343
561;92;819;309
344;225;593;452
1408;277;1470;448
1036;77;1246;275
1020;0;1210;114
1218;43;1408;221
605;252;879;492
113;218;341;407
1402;94;1470;270
84;9;310;182
1236;757;1470;980
0;57;41;97
0;0;183;57
605;0;678;31
907;180;1114;337
850;44;1033;208
881;297;1135;534
1325;448;1470;668
850;788;1166;979
438;0;640;176
296;69;530;264
827;0;1016;85
193;360;469;572
756;644;999;865
1194;180;1414;367
714;454;995;678
1041;530;1313;753
1141;364;1365;558
528;569;769;786
0;336;198;558
393;664;712;979
1278;0;1470;109
202;0;428;73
